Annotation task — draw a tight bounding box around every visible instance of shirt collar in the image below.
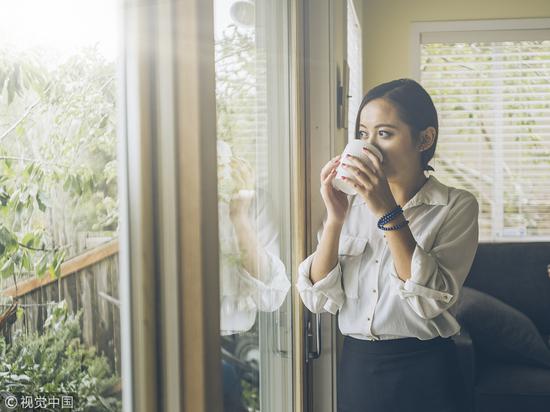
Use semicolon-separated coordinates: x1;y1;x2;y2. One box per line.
351;174;449;210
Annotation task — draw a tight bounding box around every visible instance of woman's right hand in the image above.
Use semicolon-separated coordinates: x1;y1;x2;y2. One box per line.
320;154;349;225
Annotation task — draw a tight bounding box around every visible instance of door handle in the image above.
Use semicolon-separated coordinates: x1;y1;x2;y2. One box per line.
274;307;289;357
306;312;321;361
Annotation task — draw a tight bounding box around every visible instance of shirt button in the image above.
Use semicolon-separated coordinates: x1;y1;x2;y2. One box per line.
372;289;376;293
367;317;371;321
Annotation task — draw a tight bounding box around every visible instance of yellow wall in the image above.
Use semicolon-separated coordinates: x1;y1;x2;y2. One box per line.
362;0;550;92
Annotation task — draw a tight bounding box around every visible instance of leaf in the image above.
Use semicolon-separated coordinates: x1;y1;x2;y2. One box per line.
7;75;15;104
48;264;56;280
13;64;21;96
36;255;48;278
0;70;6;94
24;163;34;178
0;258;14;278
21;233;35;248
21;251;32;271
0;225;16;249
36;191;47;212
0;187;10;206
53;250;65;278
63;175;72;191
16;306;23;321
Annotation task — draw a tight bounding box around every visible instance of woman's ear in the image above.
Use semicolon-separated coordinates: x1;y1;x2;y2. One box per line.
418;127;436;152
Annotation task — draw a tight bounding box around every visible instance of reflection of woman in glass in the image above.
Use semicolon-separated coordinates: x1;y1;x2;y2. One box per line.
217;140;290;335
296;79;479;412
218;140;290;411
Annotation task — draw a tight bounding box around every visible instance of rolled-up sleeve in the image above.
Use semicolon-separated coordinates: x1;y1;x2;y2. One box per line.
229;188;291;312
295;220;345;314
390;193;479;320
237;249;291;312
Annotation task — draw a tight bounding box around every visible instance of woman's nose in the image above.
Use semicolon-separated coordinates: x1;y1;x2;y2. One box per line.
365;136;377;146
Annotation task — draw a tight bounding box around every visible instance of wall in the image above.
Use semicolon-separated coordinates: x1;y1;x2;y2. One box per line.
361;0;550;92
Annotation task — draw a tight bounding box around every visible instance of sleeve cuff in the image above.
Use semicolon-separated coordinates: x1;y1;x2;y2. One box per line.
391;244;454;303
237;249;291;312
295;252;344;314
398;279;453;303
296;252;341;291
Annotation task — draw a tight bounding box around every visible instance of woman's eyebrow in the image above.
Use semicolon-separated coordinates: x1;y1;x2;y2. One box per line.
360;123;398;129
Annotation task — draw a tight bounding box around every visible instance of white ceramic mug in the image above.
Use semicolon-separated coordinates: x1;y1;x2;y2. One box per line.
332;141;383;195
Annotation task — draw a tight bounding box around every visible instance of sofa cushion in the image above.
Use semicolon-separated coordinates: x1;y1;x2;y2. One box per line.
463;242;550;334
454;287;550;369
475;362;550;412
476;361;550;395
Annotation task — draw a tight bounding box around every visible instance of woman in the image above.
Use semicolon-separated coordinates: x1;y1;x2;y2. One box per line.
296;78;479;412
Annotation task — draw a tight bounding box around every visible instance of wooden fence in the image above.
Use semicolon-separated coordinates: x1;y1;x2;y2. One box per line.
1;240;121;376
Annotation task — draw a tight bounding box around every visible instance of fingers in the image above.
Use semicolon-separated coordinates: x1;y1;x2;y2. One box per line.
320;155;342;182
362;148;383;174
322;166;338;186
231;157;255;188
342;155;376;186
231;167;245;188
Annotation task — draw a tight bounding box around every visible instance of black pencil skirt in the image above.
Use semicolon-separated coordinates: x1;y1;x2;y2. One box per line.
337;335;467;412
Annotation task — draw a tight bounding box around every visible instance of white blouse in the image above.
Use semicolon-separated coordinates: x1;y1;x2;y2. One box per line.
296;174;479;341
219;188;291;336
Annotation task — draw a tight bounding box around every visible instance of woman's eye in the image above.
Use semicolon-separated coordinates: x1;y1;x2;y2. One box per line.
378;130;391;137
358;130;367;138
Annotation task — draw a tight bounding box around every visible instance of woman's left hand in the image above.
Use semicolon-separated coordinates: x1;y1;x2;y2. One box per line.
229;156;255;224
339;147;397;218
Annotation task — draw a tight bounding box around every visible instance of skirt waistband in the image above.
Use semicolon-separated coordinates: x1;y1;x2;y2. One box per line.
343;335;452;355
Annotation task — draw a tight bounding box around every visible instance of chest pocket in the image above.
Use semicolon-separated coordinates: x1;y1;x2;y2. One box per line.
338;235;369;299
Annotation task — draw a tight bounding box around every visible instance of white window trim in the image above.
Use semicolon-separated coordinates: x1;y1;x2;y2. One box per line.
346;0;362;143
410;18;550;81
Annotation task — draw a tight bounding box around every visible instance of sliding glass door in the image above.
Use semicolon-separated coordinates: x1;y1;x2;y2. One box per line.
213;1;294;410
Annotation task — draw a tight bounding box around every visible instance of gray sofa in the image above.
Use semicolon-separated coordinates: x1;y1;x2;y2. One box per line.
451;242;550;412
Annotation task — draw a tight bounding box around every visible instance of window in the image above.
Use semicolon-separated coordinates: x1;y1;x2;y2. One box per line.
413;20;550;242
347;0;362;141
214;0;293;410
0;0;122;409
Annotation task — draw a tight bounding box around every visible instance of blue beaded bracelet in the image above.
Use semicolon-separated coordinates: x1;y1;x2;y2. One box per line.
377;205;409;231
377;205;403;226
379;219;409;231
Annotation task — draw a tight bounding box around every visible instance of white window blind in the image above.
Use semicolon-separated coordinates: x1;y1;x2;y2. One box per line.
420;36;550;242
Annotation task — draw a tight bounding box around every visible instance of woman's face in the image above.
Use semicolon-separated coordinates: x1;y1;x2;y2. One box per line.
358;98;422;180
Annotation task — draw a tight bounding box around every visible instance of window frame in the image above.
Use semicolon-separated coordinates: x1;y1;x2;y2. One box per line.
410;18;550;80
410;18;550;243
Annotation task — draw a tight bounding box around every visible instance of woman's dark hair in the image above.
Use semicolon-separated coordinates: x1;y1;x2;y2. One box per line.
354;78;438;172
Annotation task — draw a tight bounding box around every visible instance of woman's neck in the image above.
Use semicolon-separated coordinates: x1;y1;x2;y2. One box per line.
388;172;429;208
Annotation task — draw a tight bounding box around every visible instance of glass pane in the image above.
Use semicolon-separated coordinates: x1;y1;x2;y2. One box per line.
347;0;362;142
214;0;293;410
0;0;122;410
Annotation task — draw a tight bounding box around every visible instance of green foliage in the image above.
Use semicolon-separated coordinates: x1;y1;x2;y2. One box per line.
0;45;118;282
215;25;257;159
240;379;259;412
0;301;121;411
